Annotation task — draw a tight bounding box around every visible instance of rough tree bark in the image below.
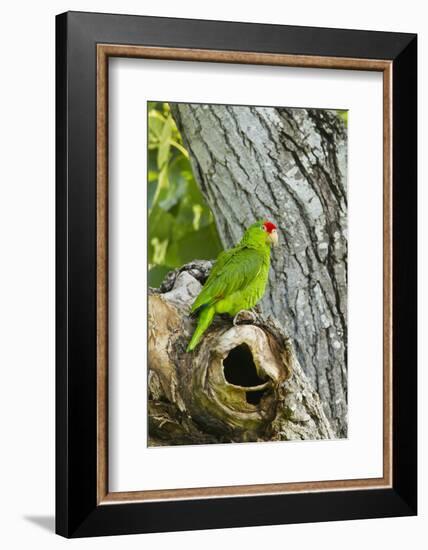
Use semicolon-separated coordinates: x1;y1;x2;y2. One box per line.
170;104;348;436
148;261;334;446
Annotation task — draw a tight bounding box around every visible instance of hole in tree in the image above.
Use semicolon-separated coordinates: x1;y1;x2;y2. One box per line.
245;389;266;406
223;343;266;388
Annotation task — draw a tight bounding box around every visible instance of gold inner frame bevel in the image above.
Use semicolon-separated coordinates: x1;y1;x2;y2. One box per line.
96;44;393;505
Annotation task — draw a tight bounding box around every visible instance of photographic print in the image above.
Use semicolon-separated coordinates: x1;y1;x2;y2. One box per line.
57;14;417;535
148;101;348;447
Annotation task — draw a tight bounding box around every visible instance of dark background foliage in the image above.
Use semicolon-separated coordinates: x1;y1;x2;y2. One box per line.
148;102;223;287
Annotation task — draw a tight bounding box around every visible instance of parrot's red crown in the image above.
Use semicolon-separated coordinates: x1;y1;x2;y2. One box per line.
263;221;277;233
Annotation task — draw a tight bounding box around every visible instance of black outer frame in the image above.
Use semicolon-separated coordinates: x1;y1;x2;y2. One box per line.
56;11;417;538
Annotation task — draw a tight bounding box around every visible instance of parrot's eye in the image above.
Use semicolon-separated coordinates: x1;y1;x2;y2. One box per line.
261;225;266;231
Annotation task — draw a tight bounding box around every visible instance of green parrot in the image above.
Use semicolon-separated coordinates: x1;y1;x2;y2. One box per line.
186;220;278;352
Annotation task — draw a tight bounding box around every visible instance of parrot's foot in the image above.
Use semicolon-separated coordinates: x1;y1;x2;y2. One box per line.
233;309;257;326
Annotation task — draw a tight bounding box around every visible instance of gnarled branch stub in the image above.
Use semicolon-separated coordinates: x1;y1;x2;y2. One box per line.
148;261;334;445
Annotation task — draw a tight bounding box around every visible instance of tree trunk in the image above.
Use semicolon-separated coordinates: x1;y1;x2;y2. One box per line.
170;104;348;436
148;261;334;446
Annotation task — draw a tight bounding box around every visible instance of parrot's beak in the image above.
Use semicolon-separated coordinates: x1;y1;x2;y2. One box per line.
268;229;279;247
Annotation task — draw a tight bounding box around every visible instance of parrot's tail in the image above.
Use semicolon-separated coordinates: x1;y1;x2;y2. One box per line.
186;306;215;352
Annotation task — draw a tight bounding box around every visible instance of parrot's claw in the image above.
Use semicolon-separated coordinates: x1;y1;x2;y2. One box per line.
233;309;257;326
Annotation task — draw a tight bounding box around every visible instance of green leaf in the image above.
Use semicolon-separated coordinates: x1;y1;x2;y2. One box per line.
150;165;169;212
157;116;173;168
148;180;158;209
148;205;174;264
337;110;348;126
148;111;165;144
147;102;224;271
151;237;169;264
173;197;196;240
148;149;158;173
157;156;189;211
159;178;187;211
165;224;222;266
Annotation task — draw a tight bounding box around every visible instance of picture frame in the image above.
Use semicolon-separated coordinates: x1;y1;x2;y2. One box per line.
56;11;417;538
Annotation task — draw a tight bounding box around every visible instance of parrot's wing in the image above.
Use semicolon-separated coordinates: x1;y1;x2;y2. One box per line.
191;246;264;312
204;247;237;284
